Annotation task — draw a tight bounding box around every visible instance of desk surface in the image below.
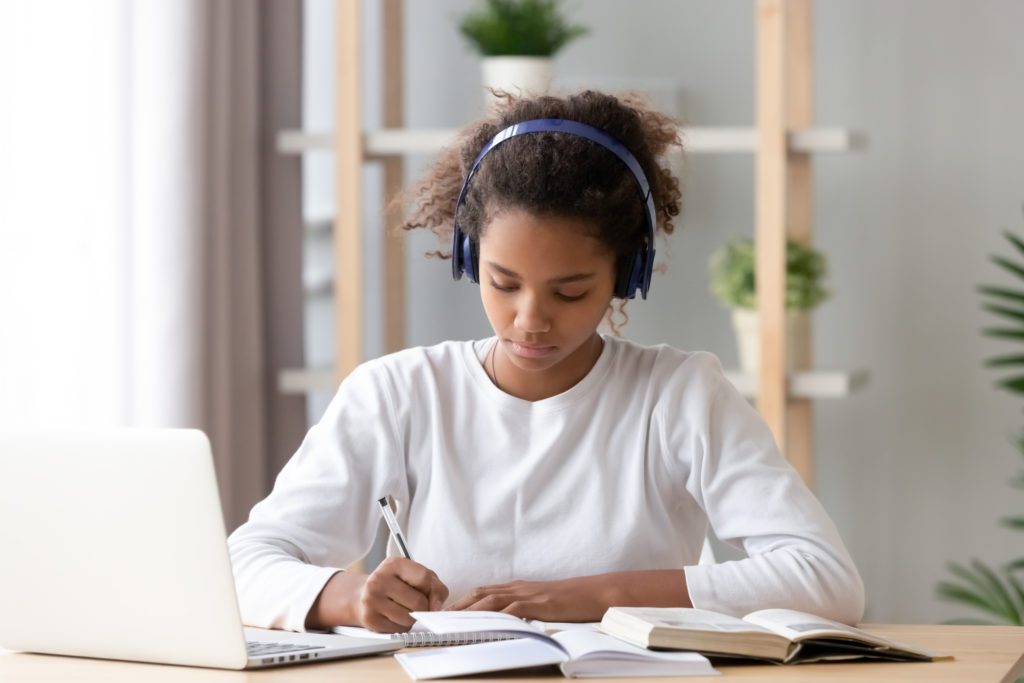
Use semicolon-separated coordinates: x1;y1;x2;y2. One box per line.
2;625;1023;683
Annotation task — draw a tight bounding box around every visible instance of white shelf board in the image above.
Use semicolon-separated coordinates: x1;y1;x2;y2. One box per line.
277;127;863;156
723;369;870;399
278;368;335;394
279;367;869;399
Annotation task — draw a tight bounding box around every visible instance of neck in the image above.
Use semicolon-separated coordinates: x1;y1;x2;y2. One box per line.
489;333;604;402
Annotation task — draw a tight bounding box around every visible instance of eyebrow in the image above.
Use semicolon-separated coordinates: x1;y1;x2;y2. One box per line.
487;262;595;284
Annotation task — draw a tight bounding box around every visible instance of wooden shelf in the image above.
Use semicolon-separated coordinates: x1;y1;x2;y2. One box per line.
277;126;862;157
723;369;870;399
279;367;869;399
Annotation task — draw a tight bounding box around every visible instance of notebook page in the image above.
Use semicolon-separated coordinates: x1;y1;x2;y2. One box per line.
410;610;546;637
395;637;566;680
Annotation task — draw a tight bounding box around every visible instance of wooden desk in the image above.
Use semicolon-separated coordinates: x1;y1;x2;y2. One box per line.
2;625;1023;682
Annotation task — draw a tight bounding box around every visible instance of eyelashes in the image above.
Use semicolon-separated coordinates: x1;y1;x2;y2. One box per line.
489;280;588;302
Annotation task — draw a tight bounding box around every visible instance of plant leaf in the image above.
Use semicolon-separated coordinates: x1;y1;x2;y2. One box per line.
944;563;1009;616
978;285;1024;305
991;255;1024;282
970;560;1020;622
982;304;1024;325
982;328;1024;341
985;355;1024;368
1003;572;1024;624
1006;558;1024;571
998;375;1024;393
996;377;1024;393
1001;516;1024;530
1003;230;1024;261
936;581;1010;622
942;617;998;625
943;562;1016;622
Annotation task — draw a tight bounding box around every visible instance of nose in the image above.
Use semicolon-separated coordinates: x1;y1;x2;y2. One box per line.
514;291;551;334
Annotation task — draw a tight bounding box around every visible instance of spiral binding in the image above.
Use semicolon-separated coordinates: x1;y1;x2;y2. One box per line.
393;631;521;647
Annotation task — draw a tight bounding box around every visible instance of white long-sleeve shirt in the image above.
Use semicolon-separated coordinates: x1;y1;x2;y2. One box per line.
228;336;864;632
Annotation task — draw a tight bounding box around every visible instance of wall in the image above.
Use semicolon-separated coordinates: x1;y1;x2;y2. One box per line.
302;0;1024;623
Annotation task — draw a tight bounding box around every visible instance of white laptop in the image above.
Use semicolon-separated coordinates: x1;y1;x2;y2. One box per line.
0;428;401;669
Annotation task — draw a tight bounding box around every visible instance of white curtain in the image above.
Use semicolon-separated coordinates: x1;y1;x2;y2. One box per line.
0;0;305;531
0;1;132;427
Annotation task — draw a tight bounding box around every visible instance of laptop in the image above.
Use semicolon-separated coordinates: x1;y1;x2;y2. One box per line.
0;428;401;669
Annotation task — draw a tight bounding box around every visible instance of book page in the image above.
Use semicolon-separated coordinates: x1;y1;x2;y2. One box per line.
615;607;774;634
552;631;718;678
553;629;708;661
743;609;910;650
528;620;600;635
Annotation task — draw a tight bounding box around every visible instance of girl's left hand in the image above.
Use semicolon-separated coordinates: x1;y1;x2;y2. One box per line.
447;576;611;622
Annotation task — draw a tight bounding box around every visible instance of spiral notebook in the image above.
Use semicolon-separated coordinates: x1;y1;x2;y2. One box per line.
331;620;598;647
393;612;716;679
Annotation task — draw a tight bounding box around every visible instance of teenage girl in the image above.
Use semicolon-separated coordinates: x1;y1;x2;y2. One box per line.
228;90;865;634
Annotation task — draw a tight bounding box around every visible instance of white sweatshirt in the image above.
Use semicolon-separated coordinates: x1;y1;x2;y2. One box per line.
228;336;864;632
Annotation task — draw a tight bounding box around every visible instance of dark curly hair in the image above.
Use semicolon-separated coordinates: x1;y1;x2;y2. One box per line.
398;89;683;330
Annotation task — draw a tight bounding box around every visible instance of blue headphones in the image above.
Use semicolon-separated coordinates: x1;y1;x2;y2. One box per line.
450;118;657;300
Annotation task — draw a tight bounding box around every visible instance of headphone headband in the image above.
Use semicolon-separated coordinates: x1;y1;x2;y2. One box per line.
451;118;657;300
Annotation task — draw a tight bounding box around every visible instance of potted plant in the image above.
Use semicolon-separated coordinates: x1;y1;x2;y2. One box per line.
709;237;829;373
936;226;1024;625
457;0;588;104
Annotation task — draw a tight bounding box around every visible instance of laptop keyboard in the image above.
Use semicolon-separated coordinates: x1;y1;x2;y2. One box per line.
246;641;326;659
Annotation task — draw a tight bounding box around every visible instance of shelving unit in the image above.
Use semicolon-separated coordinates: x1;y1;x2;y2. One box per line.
284;0;867;487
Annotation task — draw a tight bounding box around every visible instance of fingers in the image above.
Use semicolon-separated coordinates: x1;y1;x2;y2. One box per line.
428;574;449;610
385;557;450;611
367;571;430;613
449;585;517;612
501;601;532;619
449;580;553;620
359;557;450;631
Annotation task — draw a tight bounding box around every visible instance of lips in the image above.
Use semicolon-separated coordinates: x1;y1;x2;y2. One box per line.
508;341;556;359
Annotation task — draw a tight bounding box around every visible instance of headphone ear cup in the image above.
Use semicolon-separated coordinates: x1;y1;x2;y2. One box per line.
463;234;479;284
452;223;465;281
613;254;636;299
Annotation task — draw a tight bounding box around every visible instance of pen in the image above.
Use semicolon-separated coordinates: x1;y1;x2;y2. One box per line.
377;496;413;560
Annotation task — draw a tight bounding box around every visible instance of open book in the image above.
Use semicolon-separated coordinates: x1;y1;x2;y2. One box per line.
393;611;717;679
600;607;946;665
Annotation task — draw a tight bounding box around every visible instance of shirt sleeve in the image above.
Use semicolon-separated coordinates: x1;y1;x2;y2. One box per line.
671;353;865;625
227;360;408;632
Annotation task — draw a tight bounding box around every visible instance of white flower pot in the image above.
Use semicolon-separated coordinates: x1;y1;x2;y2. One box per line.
731;308;810;374
481;56;553;106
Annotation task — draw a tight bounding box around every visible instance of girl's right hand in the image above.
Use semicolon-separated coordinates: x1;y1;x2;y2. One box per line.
307;557;449;632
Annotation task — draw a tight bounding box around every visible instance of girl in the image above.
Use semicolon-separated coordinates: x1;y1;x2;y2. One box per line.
228;90;864;634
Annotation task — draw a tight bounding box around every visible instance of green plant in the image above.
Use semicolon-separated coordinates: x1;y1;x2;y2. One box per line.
458;0;588;57
937;226;1024;626
708;238;829;311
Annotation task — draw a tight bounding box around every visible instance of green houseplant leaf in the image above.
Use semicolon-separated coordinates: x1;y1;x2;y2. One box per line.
708;238;829;312
458;0;588;57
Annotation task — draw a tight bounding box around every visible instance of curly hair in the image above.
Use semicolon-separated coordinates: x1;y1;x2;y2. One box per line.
397;89;683;330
